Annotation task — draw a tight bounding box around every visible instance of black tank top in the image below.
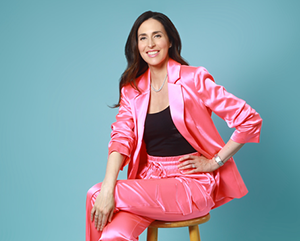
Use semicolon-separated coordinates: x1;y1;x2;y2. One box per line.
143;106;196;156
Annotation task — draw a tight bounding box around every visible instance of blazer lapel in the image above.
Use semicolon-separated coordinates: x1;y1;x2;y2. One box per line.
168;59;210;157
129;70;150;178
168;60;194;148
134;92;150;141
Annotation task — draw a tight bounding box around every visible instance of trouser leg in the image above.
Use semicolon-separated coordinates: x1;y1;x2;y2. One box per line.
100;211;153;241
113;178;214;220
86;183;102;241
86;177;214;241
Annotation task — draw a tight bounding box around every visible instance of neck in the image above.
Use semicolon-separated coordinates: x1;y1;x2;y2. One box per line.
149;58;169;85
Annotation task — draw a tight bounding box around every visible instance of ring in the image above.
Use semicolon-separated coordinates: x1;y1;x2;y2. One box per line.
192;164;195;168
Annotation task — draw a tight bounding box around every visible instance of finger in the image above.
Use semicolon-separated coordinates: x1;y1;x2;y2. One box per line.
94;210;101;228
179;154;198;162
94;213;99;228
96;212;104;231
178;160;193;169
96;215;100;230
108;211;114;223
97;215;103;230
183;169;196;174
178;155;192;162
90;207;95;222
99;214;108;231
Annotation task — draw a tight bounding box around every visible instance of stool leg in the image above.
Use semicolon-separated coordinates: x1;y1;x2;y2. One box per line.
147;227;158;241
188;225;201;241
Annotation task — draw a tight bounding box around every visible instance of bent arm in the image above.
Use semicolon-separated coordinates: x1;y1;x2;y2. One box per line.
91;151;126;231
217;139;244;163
194;67;262;144
109;87;135;169
209;139;244;170
179;68;262;173
179;139;244;172
102;151;126;191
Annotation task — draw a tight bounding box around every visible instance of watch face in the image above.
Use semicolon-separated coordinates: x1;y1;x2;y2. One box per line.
214;155;223;166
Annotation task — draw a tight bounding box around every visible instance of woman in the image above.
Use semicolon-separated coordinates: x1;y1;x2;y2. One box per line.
86;11;262;241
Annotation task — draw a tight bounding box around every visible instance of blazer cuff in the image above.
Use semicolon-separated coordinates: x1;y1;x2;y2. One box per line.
230;132;261;144
108;142;131;170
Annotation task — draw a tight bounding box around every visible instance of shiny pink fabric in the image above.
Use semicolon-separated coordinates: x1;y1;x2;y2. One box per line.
108;59;263;208
86;153;216;241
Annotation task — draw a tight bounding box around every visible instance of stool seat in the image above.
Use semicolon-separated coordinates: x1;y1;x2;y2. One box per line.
147;213;210;241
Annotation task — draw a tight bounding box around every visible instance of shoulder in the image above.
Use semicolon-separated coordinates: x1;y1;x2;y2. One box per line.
121;74;146;100
121;84;136;98
181;65;212;77
179;65;215;85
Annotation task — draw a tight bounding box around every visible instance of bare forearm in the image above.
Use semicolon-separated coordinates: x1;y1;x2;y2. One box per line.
217;139;244;163
91;151;125;231
102;152;126;192
178;138;245;173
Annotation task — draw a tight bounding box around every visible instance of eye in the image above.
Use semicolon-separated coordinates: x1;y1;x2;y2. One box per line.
154;34;162;38
139;36;146;41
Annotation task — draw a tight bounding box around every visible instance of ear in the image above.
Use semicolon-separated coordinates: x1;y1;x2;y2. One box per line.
169;43;172;48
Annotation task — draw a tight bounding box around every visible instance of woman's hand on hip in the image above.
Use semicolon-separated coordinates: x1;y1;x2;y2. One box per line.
90;185;115;231
177;154;219;173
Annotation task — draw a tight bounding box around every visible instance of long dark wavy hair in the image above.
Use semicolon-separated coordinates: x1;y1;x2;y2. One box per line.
114;11;188;107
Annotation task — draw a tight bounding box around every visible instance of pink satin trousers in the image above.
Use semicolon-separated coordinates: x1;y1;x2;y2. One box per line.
86;153;217;241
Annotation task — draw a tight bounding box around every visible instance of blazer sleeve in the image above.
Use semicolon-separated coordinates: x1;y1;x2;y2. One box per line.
194;67;262;143
108;87;136;169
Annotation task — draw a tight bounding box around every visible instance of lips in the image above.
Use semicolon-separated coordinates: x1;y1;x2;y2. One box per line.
147;50;159;57
147;51;158;55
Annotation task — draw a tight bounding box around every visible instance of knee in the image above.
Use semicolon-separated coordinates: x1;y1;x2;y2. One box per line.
86;183;102;207
87;182;103;196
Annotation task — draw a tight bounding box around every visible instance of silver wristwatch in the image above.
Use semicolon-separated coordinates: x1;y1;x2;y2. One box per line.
214;154;224;166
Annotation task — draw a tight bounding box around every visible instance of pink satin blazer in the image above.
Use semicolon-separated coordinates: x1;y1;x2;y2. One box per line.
108;58;262;208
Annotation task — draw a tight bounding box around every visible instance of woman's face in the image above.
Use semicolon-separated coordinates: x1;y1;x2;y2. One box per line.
137;18;171;69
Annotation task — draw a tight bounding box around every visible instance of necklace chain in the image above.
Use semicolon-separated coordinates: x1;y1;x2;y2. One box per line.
151;74;168;92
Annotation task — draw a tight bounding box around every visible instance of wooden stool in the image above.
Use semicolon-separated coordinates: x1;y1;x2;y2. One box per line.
146;213;210;241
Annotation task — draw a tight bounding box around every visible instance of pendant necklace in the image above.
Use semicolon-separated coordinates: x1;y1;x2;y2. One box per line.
151;74;168;92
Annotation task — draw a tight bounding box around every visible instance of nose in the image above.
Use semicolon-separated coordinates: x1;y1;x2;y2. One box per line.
148;38;155;48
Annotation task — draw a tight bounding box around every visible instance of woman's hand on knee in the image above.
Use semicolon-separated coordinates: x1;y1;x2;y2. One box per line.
90;187;115;231
177;154;219;173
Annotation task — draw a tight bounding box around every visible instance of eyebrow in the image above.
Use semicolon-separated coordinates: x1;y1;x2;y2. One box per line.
138;31;163;37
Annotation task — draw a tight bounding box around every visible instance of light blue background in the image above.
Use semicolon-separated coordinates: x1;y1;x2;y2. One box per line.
1;0;299;240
